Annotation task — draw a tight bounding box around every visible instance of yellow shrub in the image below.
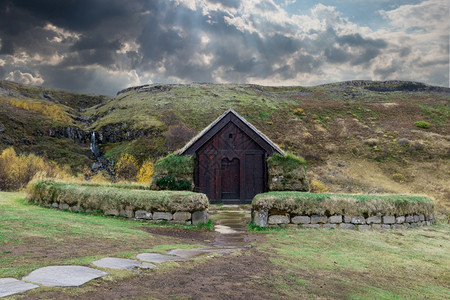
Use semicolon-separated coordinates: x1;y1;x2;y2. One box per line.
115;154;138;181
309;179;328;193
293;108;306;116
0;147;70;191
90;170;110;183
137;160;154;184
1;98;72;124
392;173;406;183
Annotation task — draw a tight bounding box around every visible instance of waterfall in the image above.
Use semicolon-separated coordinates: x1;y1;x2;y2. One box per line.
90;132;100;158
89;132;114;176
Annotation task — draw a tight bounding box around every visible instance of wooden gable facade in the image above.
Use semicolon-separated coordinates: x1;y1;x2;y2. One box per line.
179;109;284;204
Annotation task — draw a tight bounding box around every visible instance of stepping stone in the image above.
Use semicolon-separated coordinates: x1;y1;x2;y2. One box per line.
136;253;185;264
167;249;208;259
22;266;108;287
92;257;156;270
168;248;236;258
0;278;39;297
215;225;238;234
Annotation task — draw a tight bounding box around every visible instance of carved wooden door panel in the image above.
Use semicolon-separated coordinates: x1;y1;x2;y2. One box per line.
221;158;240;199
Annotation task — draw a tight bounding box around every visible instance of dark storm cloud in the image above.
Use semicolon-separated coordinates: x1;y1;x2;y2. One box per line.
0;0;147;54
2;0;140;31
0;0;447;94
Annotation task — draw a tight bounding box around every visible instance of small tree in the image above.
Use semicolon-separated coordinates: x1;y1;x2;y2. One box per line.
137;160;154;184
115;154;138;181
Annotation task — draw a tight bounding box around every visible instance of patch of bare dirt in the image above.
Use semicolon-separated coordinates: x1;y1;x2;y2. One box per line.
2;229;200;275
137;226;216;244
19;238;282;300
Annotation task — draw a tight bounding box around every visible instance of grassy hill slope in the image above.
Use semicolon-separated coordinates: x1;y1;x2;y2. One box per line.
0;80;110;171
1;80;449;209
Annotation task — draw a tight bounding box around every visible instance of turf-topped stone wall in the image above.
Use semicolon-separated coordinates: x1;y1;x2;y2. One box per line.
252;192;434;229
150;154;194;191
267;153;308;191
27;180;209;224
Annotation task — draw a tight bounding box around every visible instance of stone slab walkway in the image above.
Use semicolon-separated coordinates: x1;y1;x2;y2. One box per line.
0;278;38;298
136;253;186;264
1;207;248;298
93;257;156;270
22;266;108;287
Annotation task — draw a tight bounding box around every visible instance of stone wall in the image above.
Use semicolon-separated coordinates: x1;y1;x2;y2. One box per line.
46;202;208;225
252;211;435;229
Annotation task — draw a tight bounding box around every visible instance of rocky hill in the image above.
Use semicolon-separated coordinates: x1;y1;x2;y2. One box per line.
0;80;449;208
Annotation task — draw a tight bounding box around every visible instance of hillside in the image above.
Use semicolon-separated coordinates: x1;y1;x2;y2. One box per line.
0;80;111;171
0;80;449;209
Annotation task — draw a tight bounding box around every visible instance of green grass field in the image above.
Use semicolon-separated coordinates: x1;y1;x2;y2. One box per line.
1;191;449;299
259;225;450;299
0;192;202;278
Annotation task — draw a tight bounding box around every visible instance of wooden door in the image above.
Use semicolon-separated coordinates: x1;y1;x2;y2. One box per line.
221;158;240;199
244;153;265;200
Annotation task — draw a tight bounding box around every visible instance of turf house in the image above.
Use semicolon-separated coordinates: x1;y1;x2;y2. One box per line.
178;109;284;204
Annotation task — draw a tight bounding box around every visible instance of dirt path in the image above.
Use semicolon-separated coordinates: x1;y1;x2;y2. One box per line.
17;209;286;300
21;247;279;299
92;247;276;299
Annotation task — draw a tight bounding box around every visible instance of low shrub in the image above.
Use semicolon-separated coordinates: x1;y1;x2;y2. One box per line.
414;121;430;129
309;179;328;193
27;180;208;213
154;176;192;191
252;191;434;217
90;170;111;183
0;147;70;191
267;153;308;191
293;108;306;116
392;173;407;183
115;154;139;181
151;154;194;191
137;160;154;184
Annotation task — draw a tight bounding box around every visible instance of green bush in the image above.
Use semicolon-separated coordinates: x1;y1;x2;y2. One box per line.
269;152;306;170
252;191;434;217
267;153;308;191
414;121;430;129
151;154;194;191
155;176;192;191
27;180;208;213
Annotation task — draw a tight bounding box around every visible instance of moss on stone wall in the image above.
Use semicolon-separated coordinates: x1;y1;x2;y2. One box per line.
267;153;308;191
151;154;194;191
252;191;434;217
27;180;208;213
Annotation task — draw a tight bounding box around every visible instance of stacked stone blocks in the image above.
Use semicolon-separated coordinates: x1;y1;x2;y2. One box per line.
47;202;208;225
253;211;435;229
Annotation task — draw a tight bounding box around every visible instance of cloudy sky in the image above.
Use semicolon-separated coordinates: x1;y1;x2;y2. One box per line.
0;0;448;95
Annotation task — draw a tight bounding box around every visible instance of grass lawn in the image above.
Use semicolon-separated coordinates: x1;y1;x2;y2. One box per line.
0;192;202;278
259;224;450;299
1;191;449;299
